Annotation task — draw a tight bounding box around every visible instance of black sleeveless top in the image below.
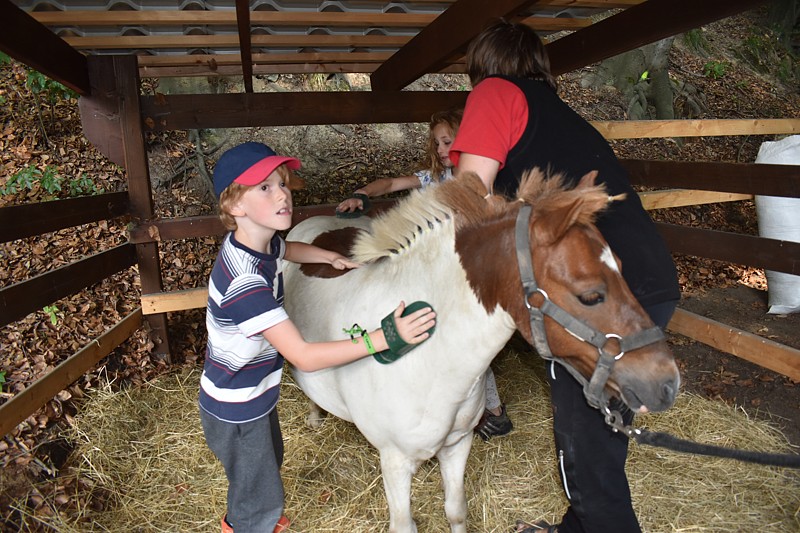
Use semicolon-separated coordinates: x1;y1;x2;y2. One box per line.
494;75;680;307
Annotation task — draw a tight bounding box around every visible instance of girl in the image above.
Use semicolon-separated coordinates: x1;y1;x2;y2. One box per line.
336;108;462;214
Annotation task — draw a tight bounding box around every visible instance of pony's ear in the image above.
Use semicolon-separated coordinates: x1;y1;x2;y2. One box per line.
578;170;599;188
532;197;586;246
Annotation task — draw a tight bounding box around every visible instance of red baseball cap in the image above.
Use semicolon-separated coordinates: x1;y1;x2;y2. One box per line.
213;142;301;198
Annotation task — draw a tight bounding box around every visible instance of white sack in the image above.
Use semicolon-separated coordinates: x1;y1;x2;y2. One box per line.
754;135;800;314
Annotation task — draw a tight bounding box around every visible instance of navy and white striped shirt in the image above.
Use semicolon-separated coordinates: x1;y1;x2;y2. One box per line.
200;232;289;423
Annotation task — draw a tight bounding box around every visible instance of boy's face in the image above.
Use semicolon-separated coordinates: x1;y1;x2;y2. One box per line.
432;122;454;168
232;168;293;232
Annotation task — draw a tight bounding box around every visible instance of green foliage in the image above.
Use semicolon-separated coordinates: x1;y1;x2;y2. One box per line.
1;165;40;195
43;305;60;326
25;70;77;105
683;29;709;55
68;173;102;197
703;60;728;79
0;165;102;198
0;370;5;393
0;51;10;66
735;27;798;84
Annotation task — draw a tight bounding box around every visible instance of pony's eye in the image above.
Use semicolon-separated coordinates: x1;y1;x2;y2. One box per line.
578;291;605;306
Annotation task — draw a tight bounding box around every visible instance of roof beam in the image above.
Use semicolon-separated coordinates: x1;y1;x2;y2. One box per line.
0;0;90;95
547;0;770;76
140;91;469;130
370;0;542;91
234;0;253;93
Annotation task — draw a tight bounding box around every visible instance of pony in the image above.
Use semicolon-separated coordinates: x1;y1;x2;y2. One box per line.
282;170;679;533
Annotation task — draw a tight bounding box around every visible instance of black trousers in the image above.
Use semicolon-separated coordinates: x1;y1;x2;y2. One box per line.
548;300;677;533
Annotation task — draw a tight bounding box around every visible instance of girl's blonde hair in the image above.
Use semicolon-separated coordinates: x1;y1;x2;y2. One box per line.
466;20;557;91
427;107;463;177
217;164;299;231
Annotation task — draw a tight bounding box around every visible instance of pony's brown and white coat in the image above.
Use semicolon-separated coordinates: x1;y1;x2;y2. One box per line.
283;170;678;533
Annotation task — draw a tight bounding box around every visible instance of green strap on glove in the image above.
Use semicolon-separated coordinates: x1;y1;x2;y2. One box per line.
335;193;371;219
374;301;436;364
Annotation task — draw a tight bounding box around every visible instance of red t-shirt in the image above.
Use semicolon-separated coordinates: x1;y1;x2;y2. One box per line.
450;77;529;170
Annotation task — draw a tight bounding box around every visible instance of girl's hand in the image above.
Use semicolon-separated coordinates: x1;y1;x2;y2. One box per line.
331;256;361;270
392;301;436;345
336;197;364;213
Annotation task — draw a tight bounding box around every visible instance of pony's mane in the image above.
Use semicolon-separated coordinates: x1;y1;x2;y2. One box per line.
350;168;610;262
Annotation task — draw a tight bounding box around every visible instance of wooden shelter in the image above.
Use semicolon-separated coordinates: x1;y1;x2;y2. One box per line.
0;0;798;438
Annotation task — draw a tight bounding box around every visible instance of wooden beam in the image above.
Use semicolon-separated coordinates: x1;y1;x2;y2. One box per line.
592;118;800;139
64;34;413;50
128;200;398;244
137;52;395;67
668;308;800;381
0;192;129;243
31;10;435;27
234;0;253;93
28;9;598;28
141;91;469;130
546;0;769;76
371;0;541;91
656;223;800;276
0;244;137;329
639;190;752;210
0;0;90;95
623;160;800;198
142;288;208;315
0;309;143;438
110;54;171;361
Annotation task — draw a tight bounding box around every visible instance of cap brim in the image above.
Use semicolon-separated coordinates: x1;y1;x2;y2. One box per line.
234;156;302;186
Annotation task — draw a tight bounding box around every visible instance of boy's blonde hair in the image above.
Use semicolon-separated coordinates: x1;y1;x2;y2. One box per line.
466;20;557;91
426;107;463;177
217;164;300;231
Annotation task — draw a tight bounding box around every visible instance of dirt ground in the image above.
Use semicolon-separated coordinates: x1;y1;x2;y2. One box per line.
674;284;800;446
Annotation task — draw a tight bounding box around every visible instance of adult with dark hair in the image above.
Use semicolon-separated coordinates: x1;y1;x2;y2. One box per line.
450;20;680;533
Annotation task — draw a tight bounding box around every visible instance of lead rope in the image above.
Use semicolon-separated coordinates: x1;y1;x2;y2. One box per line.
602;406;800;468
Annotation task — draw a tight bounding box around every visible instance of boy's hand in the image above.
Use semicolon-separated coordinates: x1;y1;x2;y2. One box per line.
392;301;436;345
331;255;361;270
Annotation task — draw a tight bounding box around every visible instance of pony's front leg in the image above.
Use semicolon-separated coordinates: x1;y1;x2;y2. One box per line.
380;448;421;533
436;435;472;533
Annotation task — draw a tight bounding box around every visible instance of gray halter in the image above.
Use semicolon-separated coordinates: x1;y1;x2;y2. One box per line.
514;203;665;409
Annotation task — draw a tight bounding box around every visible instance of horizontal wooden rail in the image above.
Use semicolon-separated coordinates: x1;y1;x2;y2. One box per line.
0;244;137;328
32;10;590;31
667;308;800;381
0;308;143;438
140;93;800;138
128;200;398;243
142;287;207;315
623;160;800;198
0;192;129;243
639;190;752;210
141;91;469;130
656;223;800;276
594;118;800;139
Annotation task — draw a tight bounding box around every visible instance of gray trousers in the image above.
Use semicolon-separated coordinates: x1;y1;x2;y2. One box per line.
200;407;284;532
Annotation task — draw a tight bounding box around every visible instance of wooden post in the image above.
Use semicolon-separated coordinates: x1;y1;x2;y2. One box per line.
88;55;172;362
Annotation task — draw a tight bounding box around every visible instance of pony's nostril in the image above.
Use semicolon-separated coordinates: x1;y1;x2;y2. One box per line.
662;378;679;404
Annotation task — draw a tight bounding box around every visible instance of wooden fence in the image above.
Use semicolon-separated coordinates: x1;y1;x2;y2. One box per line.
0;55;798;437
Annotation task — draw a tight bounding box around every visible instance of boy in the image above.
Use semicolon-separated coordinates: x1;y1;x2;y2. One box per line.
200;142;436;533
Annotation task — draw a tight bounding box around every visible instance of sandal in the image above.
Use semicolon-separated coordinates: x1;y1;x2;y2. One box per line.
512;519;559;533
